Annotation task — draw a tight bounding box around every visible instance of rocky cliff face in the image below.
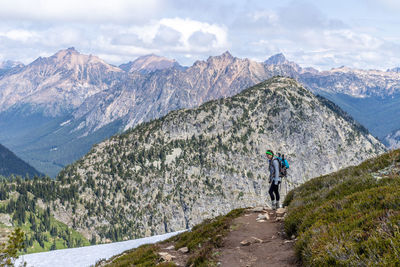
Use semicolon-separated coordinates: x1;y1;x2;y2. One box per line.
52;77;385;242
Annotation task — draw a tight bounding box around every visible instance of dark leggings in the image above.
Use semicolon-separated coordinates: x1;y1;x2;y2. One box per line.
269;182;280;201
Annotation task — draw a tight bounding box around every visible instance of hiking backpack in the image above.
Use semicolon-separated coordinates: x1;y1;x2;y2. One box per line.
275;153;289;177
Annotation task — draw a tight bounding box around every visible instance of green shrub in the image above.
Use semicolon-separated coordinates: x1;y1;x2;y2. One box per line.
101;244;164;267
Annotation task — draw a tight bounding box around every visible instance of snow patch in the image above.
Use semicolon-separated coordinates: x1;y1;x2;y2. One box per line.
16;230;185;267
60;120;71;127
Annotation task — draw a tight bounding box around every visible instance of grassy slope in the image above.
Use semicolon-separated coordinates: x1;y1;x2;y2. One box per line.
284;149;400;266
97;209;245;267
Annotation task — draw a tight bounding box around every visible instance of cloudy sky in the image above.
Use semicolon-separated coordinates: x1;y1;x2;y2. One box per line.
1;0;400;70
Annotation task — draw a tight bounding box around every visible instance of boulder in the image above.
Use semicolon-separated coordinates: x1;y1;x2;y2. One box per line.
240;240;251;246
159;252;175;262
276;207;286;216
178;247;189;253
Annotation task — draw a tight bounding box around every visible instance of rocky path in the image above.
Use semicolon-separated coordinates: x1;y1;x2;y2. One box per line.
216;207;299;267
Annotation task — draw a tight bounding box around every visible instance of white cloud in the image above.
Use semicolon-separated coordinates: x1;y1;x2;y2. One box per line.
227;1;400;70
0;0;162;23
104;17;228;55
0;0;400;70
158;18;228;51
251;11;279;25
153;25;182;46
0;29;38;42
188;31;217;48
366;0;400;11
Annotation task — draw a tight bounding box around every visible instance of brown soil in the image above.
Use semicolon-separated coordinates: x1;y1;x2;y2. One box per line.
216;209;299;267
154;208;299;267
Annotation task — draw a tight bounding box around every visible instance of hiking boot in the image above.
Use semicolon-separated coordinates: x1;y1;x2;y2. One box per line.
272;200;277;210
270;200;276;210
276;201;281;209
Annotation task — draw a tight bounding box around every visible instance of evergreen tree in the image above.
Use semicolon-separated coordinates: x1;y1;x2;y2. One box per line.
0;228;26;267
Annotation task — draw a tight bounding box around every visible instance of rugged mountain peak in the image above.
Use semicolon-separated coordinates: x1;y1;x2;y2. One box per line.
119;54;180;73
264;53;302;73
207;51;235;63
0;48;123;116
220;50;234;59
0;60;24;70
53;47;79;60
203;51;238;71
265;53;287;65
211;51;235;61
44;48;121;72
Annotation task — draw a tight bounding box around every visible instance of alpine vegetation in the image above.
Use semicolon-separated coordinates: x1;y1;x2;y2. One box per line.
284;149;400;266
50;77;384;243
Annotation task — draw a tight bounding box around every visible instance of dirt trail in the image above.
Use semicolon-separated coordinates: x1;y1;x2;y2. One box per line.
216;208;299;267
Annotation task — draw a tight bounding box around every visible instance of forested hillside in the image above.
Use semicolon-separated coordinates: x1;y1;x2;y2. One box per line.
0;143;42;178
0;177;89;253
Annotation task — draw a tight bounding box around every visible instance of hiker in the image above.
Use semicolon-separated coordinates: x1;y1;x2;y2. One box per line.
266;150;281;210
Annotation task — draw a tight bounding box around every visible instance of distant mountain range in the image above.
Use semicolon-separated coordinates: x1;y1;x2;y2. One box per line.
0;48;399;176
0;143;42;178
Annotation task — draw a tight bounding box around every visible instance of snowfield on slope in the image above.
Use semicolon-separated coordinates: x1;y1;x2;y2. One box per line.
16;230;184;267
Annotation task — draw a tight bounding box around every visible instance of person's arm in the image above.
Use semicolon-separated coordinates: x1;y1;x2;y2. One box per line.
273;159;280;180
268;160;272;183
